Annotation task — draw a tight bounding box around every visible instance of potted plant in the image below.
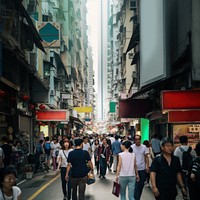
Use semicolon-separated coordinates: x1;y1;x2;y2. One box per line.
24;164;33;179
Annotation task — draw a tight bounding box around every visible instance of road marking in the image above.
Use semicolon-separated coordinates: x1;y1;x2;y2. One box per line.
17;179;26;186
27;174;60;200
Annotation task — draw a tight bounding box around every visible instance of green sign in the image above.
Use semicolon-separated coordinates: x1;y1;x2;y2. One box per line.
110;102;116;113
141;118;149;142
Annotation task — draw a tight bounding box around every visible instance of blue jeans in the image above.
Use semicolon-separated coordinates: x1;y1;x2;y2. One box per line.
134;170;146;200
99;157;107;176
119;176;136;200
61;167;71;199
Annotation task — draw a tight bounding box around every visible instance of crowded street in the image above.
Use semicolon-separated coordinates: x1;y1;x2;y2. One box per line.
1;0;200;200
19;167;155;200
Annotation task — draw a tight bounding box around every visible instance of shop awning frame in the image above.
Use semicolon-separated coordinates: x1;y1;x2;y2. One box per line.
70;116;86;126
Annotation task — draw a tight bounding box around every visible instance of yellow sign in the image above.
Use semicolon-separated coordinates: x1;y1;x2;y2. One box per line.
74;106;93;113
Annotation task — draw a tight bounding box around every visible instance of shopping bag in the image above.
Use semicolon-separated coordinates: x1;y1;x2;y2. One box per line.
112;181;120;197
87;172;95;185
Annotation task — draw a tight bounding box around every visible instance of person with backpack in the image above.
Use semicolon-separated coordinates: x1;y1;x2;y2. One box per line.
44;137;52;169
150;137;188;200
188;142;200;200
174;135;195;186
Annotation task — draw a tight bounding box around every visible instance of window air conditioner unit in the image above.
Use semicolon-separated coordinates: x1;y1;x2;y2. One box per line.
130;0;137;10
50;90;56;95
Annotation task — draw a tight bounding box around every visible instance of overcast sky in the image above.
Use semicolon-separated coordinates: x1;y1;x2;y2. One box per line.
86;0;101;91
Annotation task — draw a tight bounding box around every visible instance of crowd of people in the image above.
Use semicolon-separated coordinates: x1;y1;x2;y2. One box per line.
0;133;200;200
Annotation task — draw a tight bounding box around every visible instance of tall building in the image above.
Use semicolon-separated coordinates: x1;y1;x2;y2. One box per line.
97;0;110;121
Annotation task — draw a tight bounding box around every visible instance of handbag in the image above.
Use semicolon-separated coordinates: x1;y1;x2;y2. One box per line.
112;181;120;197
87;172;95;185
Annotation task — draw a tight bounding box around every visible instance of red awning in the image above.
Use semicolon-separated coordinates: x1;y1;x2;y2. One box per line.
168;110;200;123
162;90;200;110
119;99;153;118
36;110;70;121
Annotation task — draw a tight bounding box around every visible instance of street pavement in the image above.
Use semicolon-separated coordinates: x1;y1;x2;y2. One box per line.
19;169;184;200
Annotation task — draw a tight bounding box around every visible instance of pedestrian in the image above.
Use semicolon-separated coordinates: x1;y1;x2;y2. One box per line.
65;138;94;200
51;137;61;171
57;139;73;200
174;135;195;186
34;139;44;173
83;136;91;156
1;136;12;167
44;136;52;169
188;142;200;200
0;165;22;200
92;139;100;175
116;140;139;200
97;138;110;179
143;140;154;187
131;135;149;200
106;137;113;171
150;137;187;200
112;135;122;173
151;134;161;156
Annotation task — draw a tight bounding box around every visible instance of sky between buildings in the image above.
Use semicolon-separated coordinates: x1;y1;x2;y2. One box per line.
86;0;101;92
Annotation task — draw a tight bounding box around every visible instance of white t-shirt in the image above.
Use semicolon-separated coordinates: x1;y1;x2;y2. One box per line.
119;151;136;177
83;143;91;152
51;142;61;157
58;149;73;167
0;186;21;200
131;144;149;171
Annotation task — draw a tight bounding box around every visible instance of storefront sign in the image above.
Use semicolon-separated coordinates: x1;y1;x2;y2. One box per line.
36;110;69;121
119;99;153;118
162;90;200;110
0;77;20;91
74;106;93;113
168;110;200;123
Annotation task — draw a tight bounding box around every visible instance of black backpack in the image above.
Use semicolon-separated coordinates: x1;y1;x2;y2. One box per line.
179;146;192;171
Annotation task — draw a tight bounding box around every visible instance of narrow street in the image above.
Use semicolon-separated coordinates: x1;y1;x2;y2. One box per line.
19;170;155;200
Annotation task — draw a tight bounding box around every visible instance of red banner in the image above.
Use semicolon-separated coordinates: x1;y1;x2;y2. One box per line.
36;110;69;121
162;90;200;110
168;110;200;123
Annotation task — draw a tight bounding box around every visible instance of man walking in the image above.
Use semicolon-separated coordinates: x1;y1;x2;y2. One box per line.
151;134;161;156
174;135;194;186
131;135;149;200
112;135;121;172
151;137;187;200
65;138;94;200
97;138;110;178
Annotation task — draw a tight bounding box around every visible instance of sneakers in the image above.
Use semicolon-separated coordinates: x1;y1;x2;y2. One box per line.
98;175;102;178
102;176;106;179
63;195;67;200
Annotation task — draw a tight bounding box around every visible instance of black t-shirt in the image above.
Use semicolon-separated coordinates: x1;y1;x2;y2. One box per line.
67;149;91;178
150;154;181;194
1;144;12;166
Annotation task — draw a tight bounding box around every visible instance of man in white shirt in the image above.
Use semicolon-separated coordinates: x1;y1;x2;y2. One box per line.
174;135;195;186
131;135;149;200
83;136;91;156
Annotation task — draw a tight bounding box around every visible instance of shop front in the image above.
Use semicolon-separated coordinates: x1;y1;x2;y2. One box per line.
162;90;200;148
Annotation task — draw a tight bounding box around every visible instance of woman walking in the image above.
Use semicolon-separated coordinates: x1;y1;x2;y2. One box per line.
57;139;73;200
92;139;100;175
0;166;22;200
116;140;139;200
51;138;61;171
